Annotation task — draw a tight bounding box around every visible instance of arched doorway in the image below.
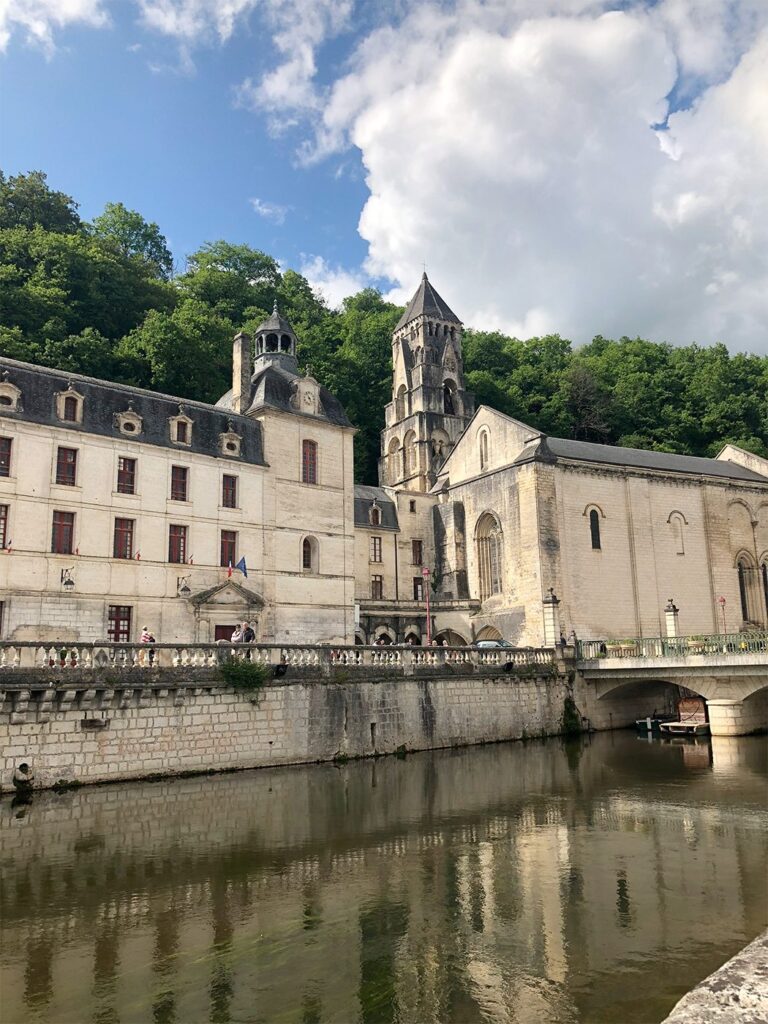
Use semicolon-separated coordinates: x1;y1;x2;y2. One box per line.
434;629;468;646
475;625;503;642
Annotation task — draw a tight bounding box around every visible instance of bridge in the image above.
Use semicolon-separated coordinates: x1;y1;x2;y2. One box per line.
576;632;768;736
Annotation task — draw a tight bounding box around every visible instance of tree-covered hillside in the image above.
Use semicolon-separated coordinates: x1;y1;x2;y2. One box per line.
1;170;766;483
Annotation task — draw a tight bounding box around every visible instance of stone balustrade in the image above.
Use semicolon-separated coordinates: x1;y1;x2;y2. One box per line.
577;631;768;661
0;640;557;677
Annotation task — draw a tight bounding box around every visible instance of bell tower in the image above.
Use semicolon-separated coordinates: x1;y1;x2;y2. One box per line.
379;273;474;491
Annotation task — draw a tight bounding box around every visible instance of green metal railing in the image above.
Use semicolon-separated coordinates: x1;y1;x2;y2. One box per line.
577;632;768;661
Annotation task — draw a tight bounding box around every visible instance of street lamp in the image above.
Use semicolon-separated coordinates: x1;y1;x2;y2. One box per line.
60;567;75;591
717;596;727;635
177;575;191;597
422;566;432;645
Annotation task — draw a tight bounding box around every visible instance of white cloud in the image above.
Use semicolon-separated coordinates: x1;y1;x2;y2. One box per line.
301;0;768;352
299;254;368;308
0;0;109;53
249;196;289;224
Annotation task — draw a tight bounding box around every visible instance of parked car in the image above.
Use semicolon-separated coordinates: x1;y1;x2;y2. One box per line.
474;638;515;648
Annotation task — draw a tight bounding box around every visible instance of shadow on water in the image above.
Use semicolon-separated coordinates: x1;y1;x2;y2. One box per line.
1;731;766;1024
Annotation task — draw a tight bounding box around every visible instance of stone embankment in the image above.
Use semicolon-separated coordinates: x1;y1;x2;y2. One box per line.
0;642;671;791
662;930;768;1023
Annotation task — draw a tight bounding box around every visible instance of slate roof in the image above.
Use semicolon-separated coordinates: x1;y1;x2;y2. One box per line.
515;435;768;483
254;301;295;337
217;362;352;427
395;273;462;331
0;357;266;466
354;485;399;530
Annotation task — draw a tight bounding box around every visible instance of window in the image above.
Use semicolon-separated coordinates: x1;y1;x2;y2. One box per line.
763;563;768;616
63;395;79;422
176;420;188;443
0;437;12;477
51;511;75;554
476;512;503;601
668;511;686;555
113;518;134;559
370;536;382;562
171;465;188;501
222;474;238;508
589;509;601;550
0;505;7;549
412;539;423;565
443;382;455;415
117;457;136;495
738;558;750;621
55;447;77;486
108;605;132;643
413;577;424;601
479;430;489;470
369;505;381;526
302;439;318;484
168;524;188;564
220;530;237;567
409;500;416;513
302;536;318;573
371;575;383;600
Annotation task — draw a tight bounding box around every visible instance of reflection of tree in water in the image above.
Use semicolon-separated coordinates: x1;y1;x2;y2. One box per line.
358;899;408;1024
152;905;179;1024
24;935;53;1010
210;878;234;1024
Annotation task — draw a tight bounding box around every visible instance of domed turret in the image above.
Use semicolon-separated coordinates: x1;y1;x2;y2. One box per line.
254;300;298;370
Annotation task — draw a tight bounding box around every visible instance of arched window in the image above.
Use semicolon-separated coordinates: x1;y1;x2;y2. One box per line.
738;557;751;621
668;511;687;555
369;504;381;526
589;509;601;550
387;437;400;483
302;536;318;573
762;562;768;614
302;440;318;484
476;513;503;601
404;430;417;477
395;385;407;420
479;430;489;471
443;381;455;415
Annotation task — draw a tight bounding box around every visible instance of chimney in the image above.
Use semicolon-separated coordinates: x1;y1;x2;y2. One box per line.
232;332;252;415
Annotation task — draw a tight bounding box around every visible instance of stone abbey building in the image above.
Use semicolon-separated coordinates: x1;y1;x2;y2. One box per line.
1;276;768;646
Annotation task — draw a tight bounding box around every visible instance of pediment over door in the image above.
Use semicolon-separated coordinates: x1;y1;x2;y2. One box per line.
190;580;265;610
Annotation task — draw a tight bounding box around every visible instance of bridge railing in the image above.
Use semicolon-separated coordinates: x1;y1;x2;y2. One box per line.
577;632;768;661
0;641;556;675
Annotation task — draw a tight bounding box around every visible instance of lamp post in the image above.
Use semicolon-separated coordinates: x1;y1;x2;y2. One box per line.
60;567;75;592
422;566;432;645
718;596;727;635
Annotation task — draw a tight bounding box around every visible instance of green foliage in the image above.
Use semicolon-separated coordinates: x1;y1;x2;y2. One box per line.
562;695;582;736
219;657;269;691
2;168;768;485
90;202;173;280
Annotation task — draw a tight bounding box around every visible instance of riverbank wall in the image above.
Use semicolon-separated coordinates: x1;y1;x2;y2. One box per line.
0;660;672;791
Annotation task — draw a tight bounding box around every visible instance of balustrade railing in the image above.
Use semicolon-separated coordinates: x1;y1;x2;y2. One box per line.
0;641;556;676
577;632;768;662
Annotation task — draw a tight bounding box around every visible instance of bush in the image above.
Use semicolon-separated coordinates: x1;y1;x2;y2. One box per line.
562;695;582;736
220;657;269;691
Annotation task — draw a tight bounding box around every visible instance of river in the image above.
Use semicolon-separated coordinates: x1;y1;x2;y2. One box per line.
1;732;766;1024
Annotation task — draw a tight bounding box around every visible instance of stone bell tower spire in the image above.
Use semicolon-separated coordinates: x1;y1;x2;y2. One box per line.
379;273;474;491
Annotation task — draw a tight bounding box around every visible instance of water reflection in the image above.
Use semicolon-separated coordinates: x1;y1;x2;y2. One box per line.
1;733;766;1024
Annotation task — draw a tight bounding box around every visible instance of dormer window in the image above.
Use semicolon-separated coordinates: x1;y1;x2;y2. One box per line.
169;407;193;447
369;503;382;527
218;421;242;458
0;375;21;413
55;385;84;425
115;406;143;437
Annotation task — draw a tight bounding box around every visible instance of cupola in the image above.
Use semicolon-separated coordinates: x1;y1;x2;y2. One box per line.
254;301;298;371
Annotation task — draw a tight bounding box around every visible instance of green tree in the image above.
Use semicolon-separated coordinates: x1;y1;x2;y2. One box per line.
0;170;80;234
91;202;173;280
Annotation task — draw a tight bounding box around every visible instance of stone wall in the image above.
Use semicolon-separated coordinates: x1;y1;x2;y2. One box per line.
0;665;667;791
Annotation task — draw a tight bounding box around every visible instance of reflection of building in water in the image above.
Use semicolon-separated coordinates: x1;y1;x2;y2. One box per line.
1;737;766;1023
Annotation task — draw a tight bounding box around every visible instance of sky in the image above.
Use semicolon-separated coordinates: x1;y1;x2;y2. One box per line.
1;0;767;352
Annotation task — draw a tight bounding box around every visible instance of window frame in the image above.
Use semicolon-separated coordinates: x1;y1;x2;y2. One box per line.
117;456;137;495
220;529;237;568
113;518;135;560
301;439;318;485
0;504;8;550
413;576;424;601
168;523;188;564
370;536;382;563
222;474;238;509
170;465;189;502
589;508;602;550
411;539;423;565
55;446;78;487
51;510;75;555
107;605;132;643
0;437;12;477
371;575;383;600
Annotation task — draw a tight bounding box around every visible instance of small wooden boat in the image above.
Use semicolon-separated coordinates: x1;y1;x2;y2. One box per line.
635;713;677;734
659;697;710;737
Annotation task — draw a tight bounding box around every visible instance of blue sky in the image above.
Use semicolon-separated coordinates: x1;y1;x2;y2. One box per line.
1;3;374;279
1;1;767;351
